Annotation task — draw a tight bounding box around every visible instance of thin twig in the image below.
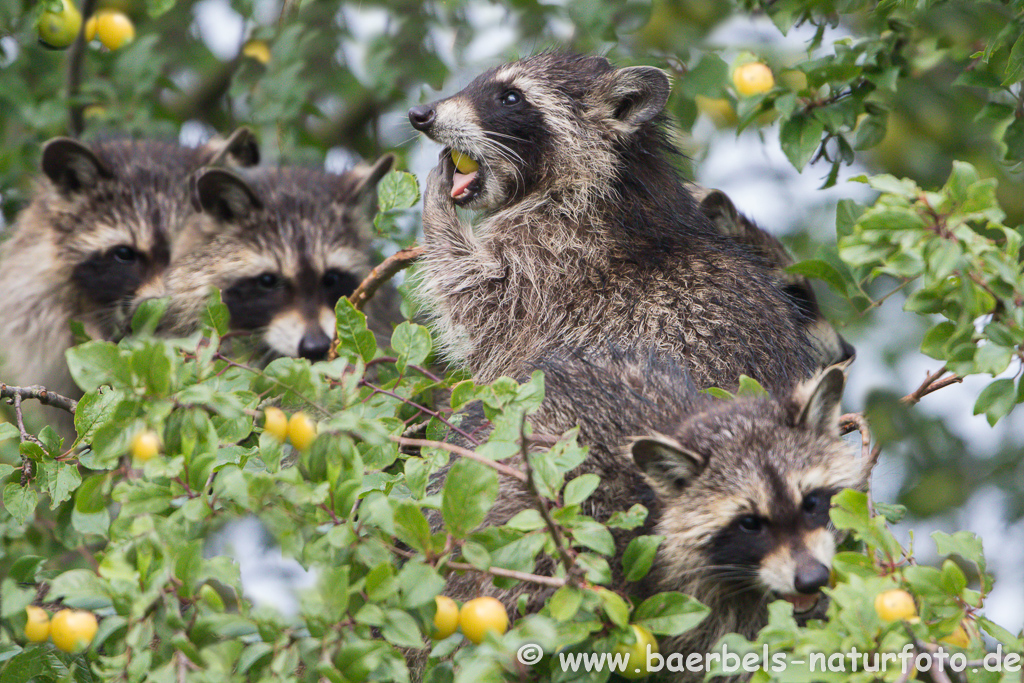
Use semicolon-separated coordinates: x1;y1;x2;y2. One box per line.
839;412;877;466
363;380;479;445
901;366;961;406
65;0;99;136
519;415;577;580
391;436;527;482
1;384;78;414
387;543;566;588
444;559;566;588
11;394;44;451
348;245;424;312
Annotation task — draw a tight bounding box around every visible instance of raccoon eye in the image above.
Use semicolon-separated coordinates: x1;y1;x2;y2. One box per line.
802;491;828;515
738;515;764;533
499;89;523;106
112;246;138;264
256;273;280;290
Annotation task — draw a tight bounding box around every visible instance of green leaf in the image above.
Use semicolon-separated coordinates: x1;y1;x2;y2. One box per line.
779;114;824;170
66;341;121;392
2;483;37;524
377;171;420;213
548;586;583;621
633;592;709;636
398;562;445;608
40;460;82;509
786;259;850;297
735;375;767;398
596;587;630;628
336;298;377;363
200;289;230;336
563;473;600;506
973;378;1017;426
393;501;433;553
442;459;498;538
391;322;433;374
1004;32;1024;86
622;535;664;582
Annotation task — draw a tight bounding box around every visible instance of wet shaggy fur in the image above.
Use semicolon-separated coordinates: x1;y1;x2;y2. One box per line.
690;185;856;370
411;52;818;394
0;132;258;433
159;156;401;361
437;350;870;680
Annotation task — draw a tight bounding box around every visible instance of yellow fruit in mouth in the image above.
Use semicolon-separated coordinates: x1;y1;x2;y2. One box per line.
733;62;775;97
874;589;916;622
287;411;317;451
458;596;508;644
50;609;98;653
432;596;459;640
37;0;83;49
451;150;479;174
24;606;50;643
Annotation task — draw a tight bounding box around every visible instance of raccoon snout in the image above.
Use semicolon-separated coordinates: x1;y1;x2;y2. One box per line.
298;328;332;361
408;105;436;132
793;556;831;594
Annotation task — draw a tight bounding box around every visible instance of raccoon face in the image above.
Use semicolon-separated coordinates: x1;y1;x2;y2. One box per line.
38;132;260;341
632;366;868;617
172;155;394;361
409;53;670;210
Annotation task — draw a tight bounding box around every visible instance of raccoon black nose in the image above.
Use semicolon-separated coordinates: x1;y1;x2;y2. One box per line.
793;558;831;594
408;105;436;132
298;329;332;362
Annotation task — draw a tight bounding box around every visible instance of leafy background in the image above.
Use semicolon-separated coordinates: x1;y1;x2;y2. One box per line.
1;0;1024;679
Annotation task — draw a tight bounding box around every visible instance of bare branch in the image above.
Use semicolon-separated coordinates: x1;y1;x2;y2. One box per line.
443;559;566;588
901;366;962;406
391;436;527;483
388;542;566;588
348;245;424;312
1;384;78;414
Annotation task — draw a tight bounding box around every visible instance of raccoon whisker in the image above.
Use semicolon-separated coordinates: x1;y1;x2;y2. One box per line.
486;130;530;145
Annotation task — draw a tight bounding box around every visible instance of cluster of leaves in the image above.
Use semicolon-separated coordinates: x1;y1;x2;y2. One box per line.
810;162;1024;425
723;490;1023;683
0;291;712;682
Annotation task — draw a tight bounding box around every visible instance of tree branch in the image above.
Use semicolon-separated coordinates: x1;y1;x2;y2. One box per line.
391;436;527;483
348;245;424;312
1;384;79;414
444;559;567;588
65;0;99;136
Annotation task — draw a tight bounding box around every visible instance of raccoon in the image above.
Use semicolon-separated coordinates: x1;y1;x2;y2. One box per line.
0;130;258;433
690;185;856;369
158;155;401;361
408;52;818;394
438;349;869;677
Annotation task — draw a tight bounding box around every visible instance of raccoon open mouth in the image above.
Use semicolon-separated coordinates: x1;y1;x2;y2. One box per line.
446;148;483;205
780;592;821;615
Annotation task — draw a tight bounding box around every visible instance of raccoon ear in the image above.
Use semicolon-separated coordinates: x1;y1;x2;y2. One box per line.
601;66;671;130
41;137;114;194
696;188;744;238
203;127;260;168
631;434;705;496
192;168;262;223
793;365;846;436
